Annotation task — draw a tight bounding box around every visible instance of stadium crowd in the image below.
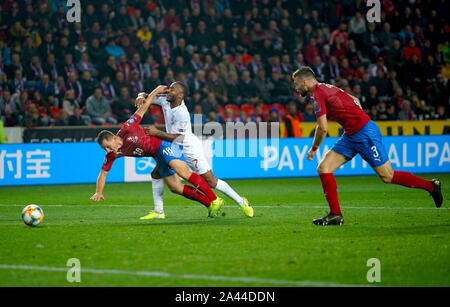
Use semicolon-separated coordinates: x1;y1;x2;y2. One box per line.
0;0;449;135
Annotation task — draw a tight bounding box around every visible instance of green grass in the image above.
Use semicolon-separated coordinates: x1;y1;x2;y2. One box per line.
0;174;449;287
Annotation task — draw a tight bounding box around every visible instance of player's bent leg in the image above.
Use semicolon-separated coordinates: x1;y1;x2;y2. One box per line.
169;159;224;216
317;150;350;174
374;161;443;208
164;174;212;209
314;150;350;225
200;170;218;188
140;168;166;220
372;161;394;183
169;159;216;201
201;170;253;217
152;168;164;211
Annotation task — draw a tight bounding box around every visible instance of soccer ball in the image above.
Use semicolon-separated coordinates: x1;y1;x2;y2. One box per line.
22;205;44;227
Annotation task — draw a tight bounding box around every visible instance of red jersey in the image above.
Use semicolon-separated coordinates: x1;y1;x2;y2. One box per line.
102;114;163;171
311;83;370;135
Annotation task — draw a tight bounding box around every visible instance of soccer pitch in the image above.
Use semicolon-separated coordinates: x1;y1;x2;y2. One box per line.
0;174;449;287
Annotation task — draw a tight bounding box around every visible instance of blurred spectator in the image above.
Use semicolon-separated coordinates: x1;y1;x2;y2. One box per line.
398;100;417;121
252;69;272;104
191;104;207;124
239;70;258;104
80;71;97;102
403;39;422;63
283;102;302;137
86;88;117;125
77;52;97;77
200;92;220;115
112;86;133;123
136;25;152;43
304;37;320;65
55;109;69;126
35;74;55;99
23;103;47;127
349;12;366;47
66;72;83;103
303;104;316;122
105;38;125;60
0;89;23;126
268;108;280;122
207;70;227;104
219;107;242;123
434;105;448;120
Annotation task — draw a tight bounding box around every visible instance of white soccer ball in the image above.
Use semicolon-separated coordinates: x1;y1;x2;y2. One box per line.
22;205;44;227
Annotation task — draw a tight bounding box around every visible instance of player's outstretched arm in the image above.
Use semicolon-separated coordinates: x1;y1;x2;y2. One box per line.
307;115;328;160
90;169;108;201
134;85;167;118
145;125;183;142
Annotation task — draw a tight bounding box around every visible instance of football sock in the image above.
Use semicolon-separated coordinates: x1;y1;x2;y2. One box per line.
319;173;342;215
152;178;164;213
182;185;211;207
215;179;244;205
187;173;217;201
391;171;434;193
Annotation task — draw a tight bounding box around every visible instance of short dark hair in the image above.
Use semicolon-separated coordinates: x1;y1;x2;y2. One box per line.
292;66;316;80
97;130;114;146
173;81;189;98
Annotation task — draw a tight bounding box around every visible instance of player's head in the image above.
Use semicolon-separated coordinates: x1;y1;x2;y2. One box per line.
167;81;188;103
292;66;317;96
97;130;122;154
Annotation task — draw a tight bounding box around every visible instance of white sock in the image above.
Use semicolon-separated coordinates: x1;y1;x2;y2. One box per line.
215;179;244;206
152;178;164;213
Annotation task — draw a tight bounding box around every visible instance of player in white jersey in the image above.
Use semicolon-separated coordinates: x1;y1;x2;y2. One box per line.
135;82;254;219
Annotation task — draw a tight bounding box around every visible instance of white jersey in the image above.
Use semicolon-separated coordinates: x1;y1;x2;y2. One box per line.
153;96;211;174
153;96;192;137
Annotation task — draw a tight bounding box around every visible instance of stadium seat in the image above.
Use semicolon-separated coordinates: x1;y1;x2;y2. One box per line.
260;104;271;114
150;105;164;124
225;104;240;115
150;105;162;116
217;105;225;116
240;104;255;116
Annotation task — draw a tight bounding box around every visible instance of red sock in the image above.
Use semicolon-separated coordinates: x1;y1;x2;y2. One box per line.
319;173;342;215
391;171;434;192
182;185;211;207
187;173;217;201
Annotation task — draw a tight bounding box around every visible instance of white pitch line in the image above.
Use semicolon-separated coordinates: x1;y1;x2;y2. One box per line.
0;204;445;210
0;264;370;287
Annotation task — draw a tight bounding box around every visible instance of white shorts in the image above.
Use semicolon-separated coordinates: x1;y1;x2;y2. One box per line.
179;134;211;175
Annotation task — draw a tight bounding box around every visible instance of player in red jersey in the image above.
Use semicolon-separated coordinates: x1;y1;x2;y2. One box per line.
89;85;225;217
292;66;443;226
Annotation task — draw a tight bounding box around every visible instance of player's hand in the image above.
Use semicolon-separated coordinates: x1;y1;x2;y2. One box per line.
149;85;168;97
134;92;148;107
90;193;105;201
145;125;159;136
306;148;317;160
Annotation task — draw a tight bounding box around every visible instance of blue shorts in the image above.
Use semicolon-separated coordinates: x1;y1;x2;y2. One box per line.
154;140;185;178
332;120;388;168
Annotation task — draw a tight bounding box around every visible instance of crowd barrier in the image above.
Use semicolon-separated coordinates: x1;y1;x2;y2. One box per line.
0;135;449;186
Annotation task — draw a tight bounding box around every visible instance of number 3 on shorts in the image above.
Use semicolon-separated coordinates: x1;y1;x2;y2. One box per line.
371;146;379;158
